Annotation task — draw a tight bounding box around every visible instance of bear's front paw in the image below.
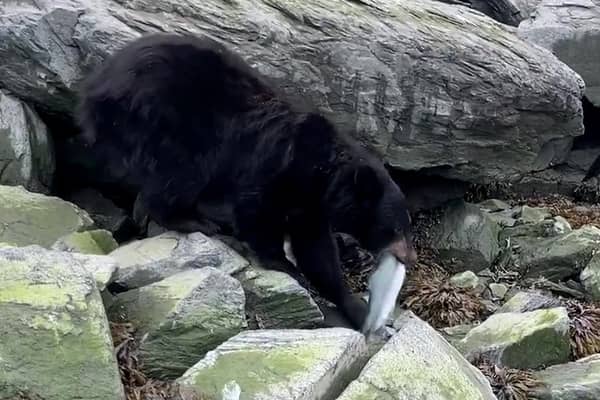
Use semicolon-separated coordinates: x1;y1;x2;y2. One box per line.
341;295;369;330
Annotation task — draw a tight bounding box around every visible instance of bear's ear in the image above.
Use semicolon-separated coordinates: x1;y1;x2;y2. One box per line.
353;165;384;202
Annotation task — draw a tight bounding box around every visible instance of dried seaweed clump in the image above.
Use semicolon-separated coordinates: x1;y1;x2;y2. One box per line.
564;300;600;359
402;264;484;328
110;322;207;400
476;360;541;400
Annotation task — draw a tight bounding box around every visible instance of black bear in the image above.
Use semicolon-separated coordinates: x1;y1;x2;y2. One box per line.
75;33;417;329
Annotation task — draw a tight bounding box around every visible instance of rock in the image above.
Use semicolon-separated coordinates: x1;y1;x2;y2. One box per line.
450;270;480;290
489;283;509;299
440;323;477;351
500;215;573;246
177;328;366;400
532;354;600;400
0;91;54;194
478;199;511;212
459;307;571;369
0;184;95;248
518;205;552;224
580;252;600;301
1;245;118;291
52;229;119;255
337;311;495;400
438;0;527;26
0;0;584;185
431;200;501;273
109;231;248;290
496;290;562;313
66;188;138;242
108;268;247;379
0;245;124;400
518;0;600;106
518;225;600;280
235;265;324;329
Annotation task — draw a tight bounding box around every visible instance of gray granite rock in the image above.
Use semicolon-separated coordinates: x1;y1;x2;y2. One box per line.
518;0;600;106
337;311;496;399
0;0;584;184
532;354;600;400
0;91;54;194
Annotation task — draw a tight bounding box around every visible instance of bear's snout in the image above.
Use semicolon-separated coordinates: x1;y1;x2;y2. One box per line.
387;237;417;267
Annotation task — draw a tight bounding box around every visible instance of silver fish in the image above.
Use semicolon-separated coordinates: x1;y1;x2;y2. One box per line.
362;251;406;336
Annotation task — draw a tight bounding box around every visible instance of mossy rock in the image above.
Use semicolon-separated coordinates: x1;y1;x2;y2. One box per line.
108;267;247;380
52;229;119;255
110;231;249;290
0;245;124;400
178;328;366;399
234;264;324;329
338;311;496;399
0;184;94;248
460;307;570;369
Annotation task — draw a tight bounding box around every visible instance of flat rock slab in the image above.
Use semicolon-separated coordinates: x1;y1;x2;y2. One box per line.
178;328;367;400
110;231;249;290
0;245;124;400
0;244;118;291
532;354;600;400
108;267;247;380
0;91;54;194
0;184;95;248
337;311;496;400
459;307;571;369
235;265;324;329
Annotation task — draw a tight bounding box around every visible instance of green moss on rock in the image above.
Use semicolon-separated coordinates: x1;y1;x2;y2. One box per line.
0;246;124;400
460;307;570;369
52;229;118;255
108;268;247;380
178;328;366;400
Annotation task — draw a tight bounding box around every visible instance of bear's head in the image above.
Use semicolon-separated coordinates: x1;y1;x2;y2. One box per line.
325;154;417;268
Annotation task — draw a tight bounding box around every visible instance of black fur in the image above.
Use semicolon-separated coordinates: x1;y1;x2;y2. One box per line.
75;33;414;328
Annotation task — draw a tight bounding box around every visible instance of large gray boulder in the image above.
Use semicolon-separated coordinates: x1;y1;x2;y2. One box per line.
0;0;584;184
518;0;600;106
0;91;54;194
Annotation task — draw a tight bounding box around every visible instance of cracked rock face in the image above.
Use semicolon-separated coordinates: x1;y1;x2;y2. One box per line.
0;91;54;194
0;0;584;184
